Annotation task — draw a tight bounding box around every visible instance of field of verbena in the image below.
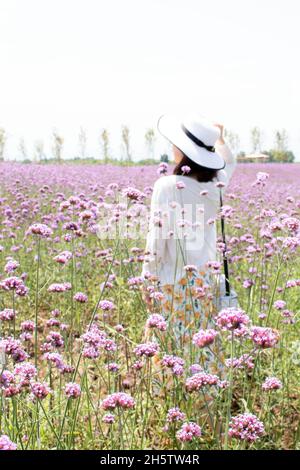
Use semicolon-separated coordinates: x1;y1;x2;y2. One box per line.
0;162;299;450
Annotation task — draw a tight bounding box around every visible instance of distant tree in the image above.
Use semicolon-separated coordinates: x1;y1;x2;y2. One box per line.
0;127;6;161
236;150;246;161
34;140;45;162
250;126;263;153
275;129;288;152
144;128;156;160
121;125;132;162
267;129;295;162
78;127;87;159
160;153;169;163
18;137;28;160
224;129;240;155
52;129;64;163
100;129;110;163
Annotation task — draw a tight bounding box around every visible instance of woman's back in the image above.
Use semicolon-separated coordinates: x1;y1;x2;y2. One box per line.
141;142;236;286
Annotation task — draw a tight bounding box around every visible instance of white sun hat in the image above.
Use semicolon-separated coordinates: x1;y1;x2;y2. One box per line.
157;112;226;170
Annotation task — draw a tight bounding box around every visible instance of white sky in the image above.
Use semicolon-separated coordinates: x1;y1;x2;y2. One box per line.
0;0;300;161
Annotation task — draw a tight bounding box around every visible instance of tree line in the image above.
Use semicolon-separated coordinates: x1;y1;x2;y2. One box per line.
0;125;296;163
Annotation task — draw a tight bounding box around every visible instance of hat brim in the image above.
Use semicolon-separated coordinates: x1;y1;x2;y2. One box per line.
157;113;225;170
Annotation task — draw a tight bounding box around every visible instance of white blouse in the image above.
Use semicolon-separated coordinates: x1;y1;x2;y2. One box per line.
141;143;237;286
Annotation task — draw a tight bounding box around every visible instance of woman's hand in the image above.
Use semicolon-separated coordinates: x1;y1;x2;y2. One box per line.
213;123;225;145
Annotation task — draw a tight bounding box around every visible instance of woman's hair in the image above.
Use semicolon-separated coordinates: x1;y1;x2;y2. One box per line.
173;149;218;182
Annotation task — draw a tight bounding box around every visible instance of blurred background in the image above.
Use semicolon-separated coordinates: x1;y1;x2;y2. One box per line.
0;0;299;163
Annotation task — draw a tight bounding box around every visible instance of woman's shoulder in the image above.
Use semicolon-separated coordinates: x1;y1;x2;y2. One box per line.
153;175;177;190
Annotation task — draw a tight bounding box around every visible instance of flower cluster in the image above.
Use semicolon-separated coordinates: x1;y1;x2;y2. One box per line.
185;372;219;392
101;392;135;410
262;377;283;391
176;422;202;442
28;223;53;237
0;276;28;296
161;355;184;375
65;382;81;399
134;342;159;358
216;307;250;331
250;327;279;348
0;434;17;450
192;329;218;348
228;413;265;442
166;407;186;423
146;314;167;331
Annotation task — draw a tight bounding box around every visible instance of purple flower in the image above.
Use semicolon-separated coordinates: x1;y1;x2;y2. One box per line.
166;407;186;423
229;413;265;442
0;276;29;296
273;300;286;310
73;292;88;303
216;307;250;331
185;372;219;392
28;223;53;237
250;326;279;348
65;382;81;399
48;282;72;293
176;422;202;442
192;329;218;348
0;435;17;450
99;300;116;311
101;392;135;410
146;314;167;331
181;165;191;175
31;382;51;400
102;413;115;424
134;342;159;357
262;377;282;391
176;181;185;190
0;308;16;321
225;354;254;370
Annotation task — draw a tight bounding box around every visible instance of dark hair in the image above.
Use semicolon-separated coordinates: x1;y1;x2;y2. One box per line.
173;149;218;182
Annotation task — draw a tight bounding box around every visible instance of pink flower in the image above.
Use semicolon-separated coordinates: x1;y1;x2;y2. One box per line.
166;407;186;423
48;282;72;293
250;326;279;348
273;300;286;310
176;181;185;190
31;382;51;400
0;434;17;450
146;314;167;331
99;300;116;311
176;422;202;442
192;329;218;348
101;392;135;410
225;354;254;370
216;307;250;331
102;413;115;424
157;162;168;175
28;223;53;237
14;362;37;382
186;372;219;392
0;309;16;321
229;413;265;442
73;292;88;303
0;276;29;296
181;165;191;174
262;377;282;391
134;342;159;357
65;382;81;399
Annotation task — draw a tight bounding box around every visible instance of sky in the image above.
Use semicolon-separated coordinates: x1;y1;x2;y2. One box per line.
0;0;300;161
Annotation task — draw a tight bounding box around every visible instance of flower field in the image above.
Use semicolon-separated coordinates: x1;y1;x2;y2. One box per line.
0;161;299;450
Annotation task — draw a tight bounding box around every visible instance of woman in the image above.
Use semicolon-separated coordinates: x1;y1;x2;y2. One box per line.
141;113;237;369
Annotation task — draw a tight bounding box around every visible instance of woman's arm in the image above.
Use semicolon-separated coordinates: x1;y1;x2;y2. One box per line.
214;123;237;186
